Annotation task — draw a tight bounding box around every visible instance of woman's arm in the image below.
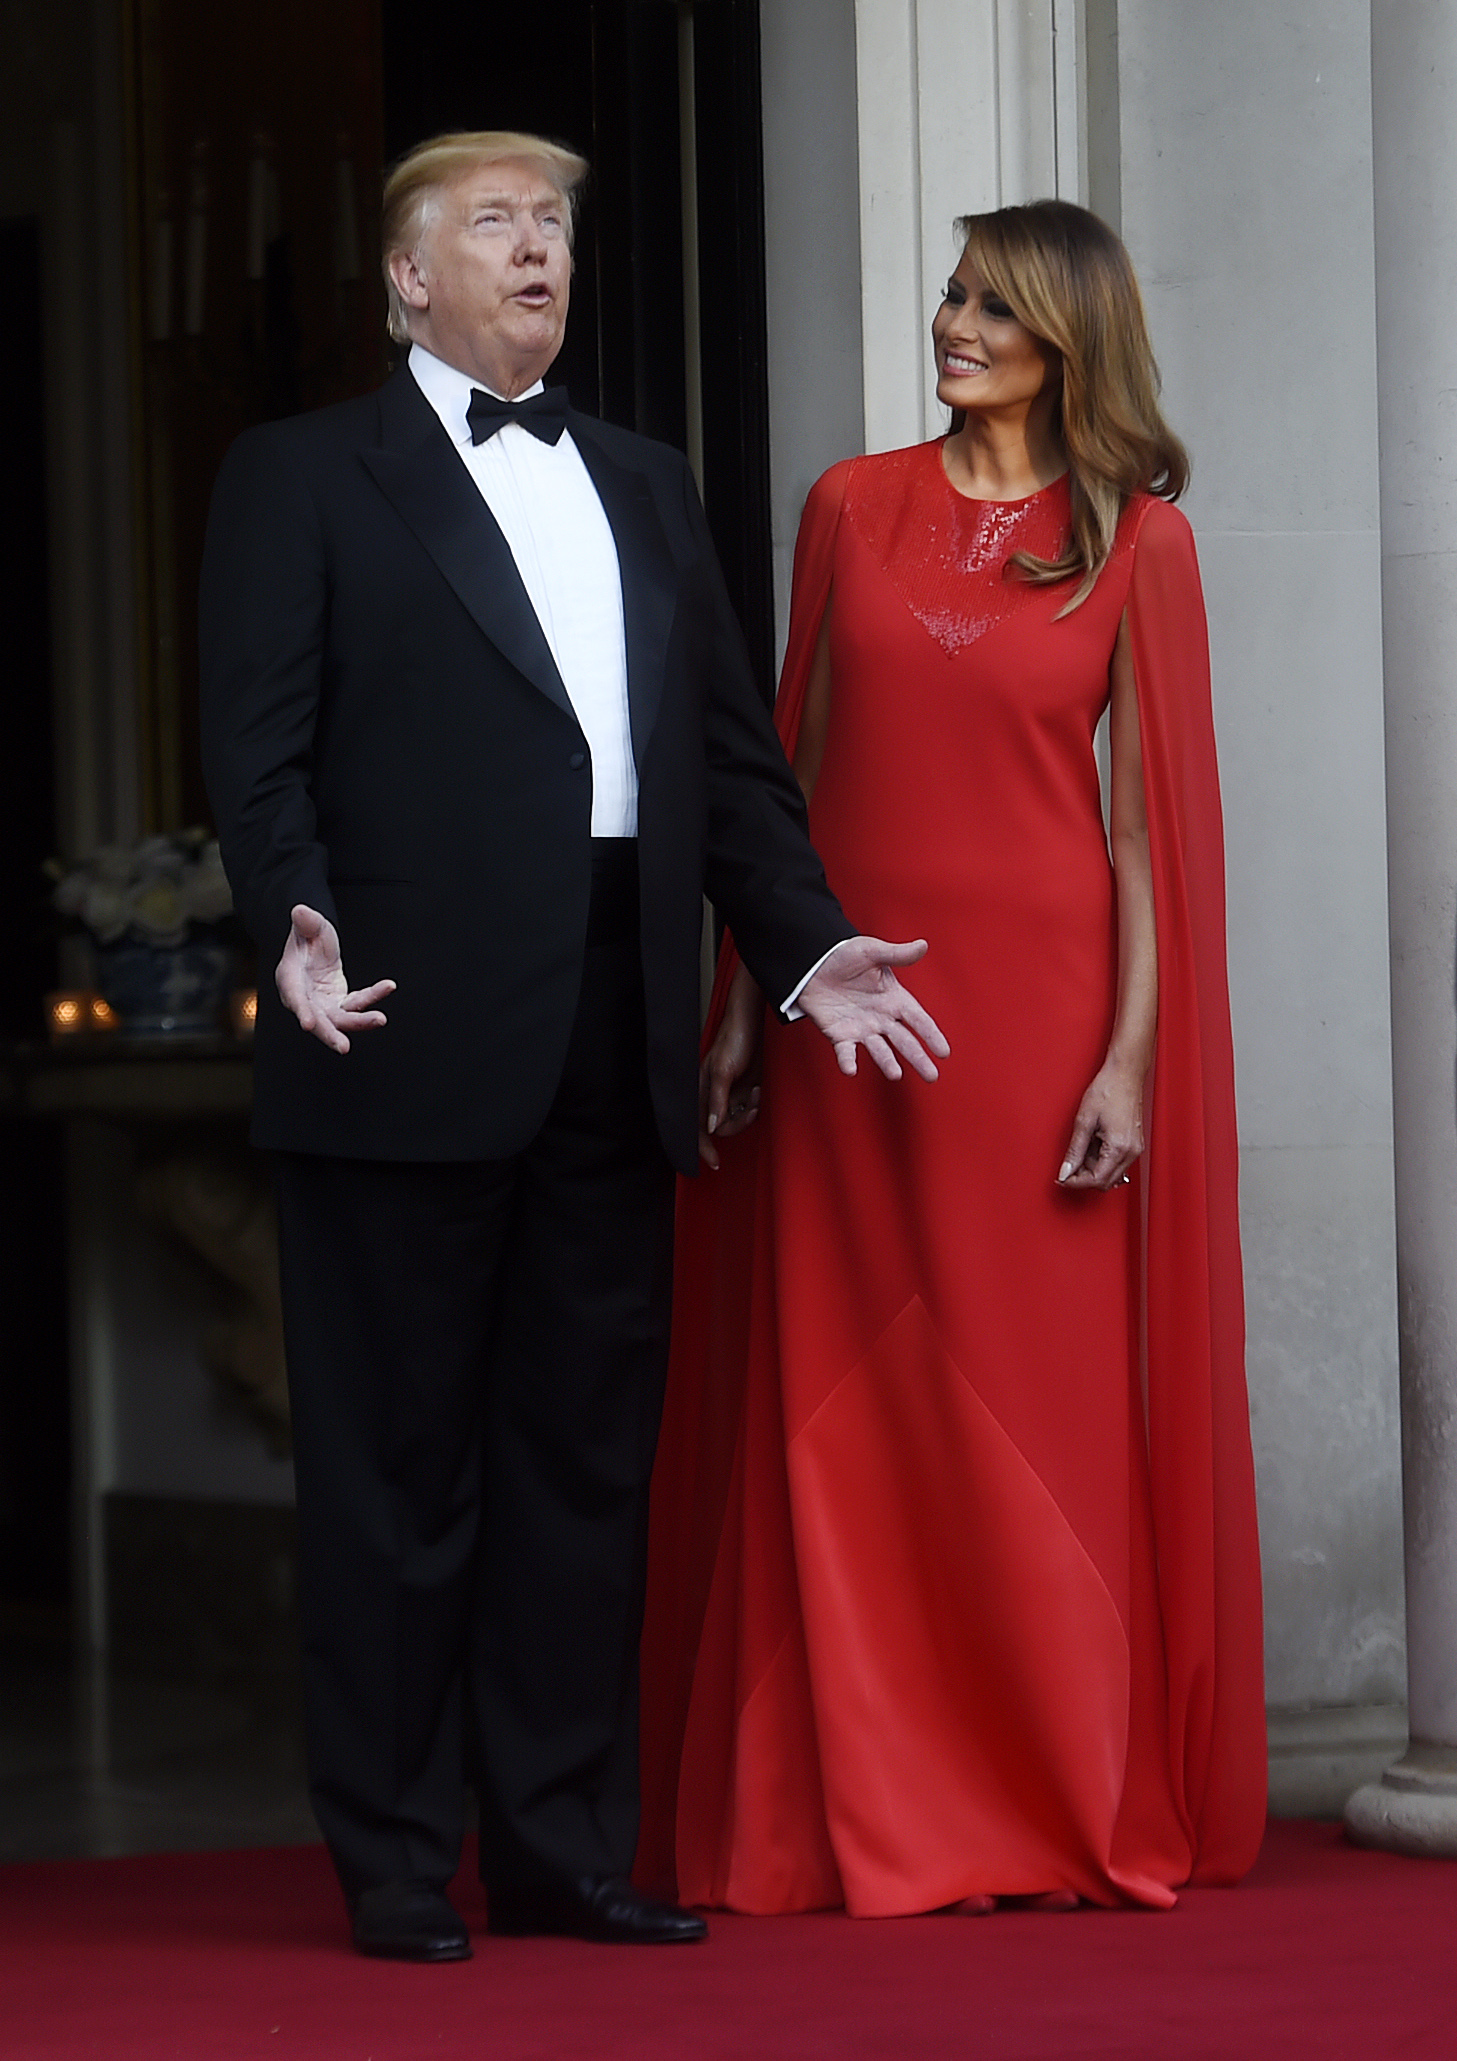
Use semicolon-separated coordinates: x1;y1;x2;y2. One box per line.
699;603;837;1166
1057;610;1159;1189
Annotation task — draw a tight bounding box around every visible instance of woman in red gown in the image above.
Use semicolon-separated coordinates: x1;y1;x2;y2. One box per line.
638;201;1266;1915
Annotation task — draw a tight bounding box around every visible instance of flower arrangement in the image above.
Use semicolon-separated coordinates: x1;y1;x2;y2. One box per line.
49;830;235;946
44;832;245;1038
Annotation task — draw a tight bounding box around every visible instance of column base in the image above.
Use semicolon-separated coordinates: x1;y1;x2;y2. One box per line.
1267;1701;1406;1817
1344;1743;1457;1856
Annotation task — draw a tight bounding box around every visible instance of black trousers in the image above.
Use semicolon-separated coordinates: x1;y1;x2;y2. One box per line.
273;844;676;1898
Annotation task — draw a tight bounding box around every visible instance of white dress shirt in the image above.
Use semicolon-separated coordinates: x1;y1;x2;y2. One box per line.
409;344;637;837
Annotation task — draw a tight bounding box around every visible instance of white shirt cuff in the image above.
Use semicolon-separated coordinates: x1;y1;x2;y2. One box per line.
781;938;856;1020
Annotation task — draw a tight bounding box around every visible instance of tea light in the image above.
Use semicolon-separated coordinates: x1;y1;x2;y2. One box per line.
47;991;117;1039
46;991;88;1037
230;987;258;1037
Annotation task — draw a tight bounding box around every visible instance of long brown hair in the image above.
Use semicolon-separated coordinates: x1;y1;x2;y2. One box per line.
952;199;1187;609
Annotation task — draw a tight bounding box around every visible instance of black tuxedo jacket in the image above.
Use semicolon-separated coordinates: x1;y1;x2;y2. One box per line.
199;361;851;1175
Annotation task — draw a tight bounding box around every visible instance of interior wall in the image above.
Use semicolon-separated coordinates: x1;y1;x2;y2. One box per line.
1115;0;1404;1711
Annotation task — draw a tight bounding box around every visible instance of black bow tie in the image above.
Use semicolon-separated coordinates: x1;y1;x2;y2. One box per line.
466;385;570;446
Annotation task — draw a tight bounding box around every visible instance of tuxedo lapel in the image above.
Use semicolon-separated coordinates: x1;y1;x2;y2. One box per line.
361;365;575;724
570;417;677;769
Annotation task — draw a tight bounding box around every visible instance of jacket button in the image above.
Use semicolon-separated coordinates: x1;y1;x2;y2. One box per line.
569;750;587;769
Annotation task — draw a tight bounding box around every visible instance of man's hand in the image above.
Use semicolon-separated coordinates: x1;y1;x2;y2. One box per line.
276;904;396;1055
796;938;949;1082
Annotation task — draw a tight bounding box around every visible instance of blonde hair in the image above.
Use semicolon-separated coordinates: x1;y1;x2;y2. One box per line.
381;130;590;344
952;199;1188;610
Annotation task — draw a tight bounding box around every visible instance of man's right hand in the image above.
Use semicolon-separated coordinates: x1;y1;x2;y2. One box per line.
275;904;396;1054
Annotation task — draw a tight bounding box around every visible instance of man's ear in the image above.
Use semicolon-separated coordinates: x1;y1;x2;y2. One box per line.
388;246;430;313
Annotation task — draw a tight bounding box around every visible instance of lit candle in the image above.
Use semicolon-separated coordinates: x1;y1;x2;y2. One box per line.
47;992;90;1038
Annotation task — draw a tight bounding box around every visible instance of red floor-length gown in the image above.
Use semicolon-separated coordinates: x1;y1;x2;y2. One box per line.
638;443;1267;1915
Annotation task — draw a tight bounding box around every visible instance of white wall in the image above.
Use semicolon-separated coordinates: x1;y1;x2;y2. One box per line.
760;0;1407;1718
1115;0;1404;1710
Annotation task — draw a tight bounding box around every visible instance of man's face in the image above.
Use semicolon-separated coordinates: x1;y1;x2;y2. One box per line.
396;158;572;396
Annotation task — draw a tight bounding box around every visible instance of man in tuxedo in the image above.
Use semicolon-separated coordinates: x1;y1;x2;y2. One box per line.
200;130;946;1963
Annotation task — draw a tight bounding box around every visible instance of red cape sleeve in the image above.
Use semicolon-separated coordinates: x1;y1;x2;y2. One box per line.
635;463;849;1896
1127;499;1268;1879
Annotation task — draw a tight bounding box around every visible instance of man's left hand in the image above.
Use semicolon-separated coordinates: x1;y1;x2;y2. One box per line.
797;938;949;1082
276;903;395;1055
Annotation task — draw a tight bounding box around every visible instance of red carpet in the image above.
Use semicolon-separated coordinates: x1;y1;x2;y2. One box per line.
0;1821;1451;2059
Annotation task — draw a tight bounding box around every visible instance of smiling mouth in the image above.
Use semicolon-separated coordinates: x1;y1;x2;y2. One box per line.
942;352;989;375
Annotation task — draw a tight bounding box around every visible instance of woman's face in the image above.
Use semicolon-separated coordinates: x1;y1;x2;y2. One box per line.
932;254;1060;416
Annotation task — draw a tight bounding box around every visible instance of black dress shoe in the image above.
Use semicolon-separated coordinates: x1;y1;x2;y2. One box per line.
488;1875;707;1944
350;1879;472;1961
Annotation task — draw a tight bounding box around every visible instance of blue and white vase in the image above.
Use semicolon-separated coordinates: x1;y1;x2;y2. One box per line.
96;936;235;1038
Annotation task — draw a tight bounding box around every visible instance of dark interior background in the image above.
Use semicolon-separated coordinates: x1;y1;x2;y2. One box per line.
0;215;69;1615
0;0;773;1625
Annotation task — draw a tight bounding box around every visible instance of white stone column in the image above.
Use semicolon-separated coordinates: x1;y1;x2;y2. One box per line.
852;0;1083;453
1346;0;1457;1856
760;0;1084;644
1117;4;1403;1793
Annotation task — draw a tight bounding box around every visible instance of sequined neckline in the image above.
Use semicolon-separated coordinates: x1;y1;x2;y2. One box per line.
842;442;1074;658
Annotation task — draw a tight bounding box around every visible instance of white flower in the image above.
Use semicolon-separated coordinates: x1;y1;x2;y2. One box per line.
51;834;234;943
181;842;235;925
78;881;134;944
131;881;189;947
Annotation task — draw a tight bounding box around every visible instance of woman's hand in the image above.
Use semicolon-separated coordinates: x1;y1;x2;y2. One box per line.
699;966;766;1169
1057;1057;1146;1191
